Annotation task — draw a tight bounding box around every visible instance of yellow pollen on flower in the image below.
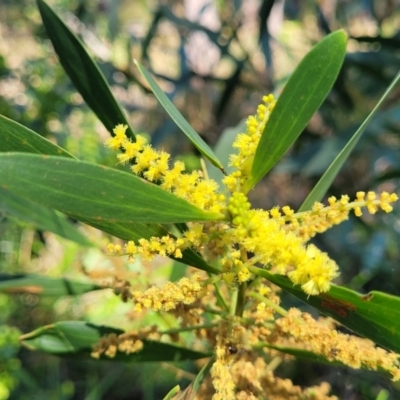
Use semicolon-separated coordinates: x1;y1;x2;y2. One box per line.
223;95;276;192
278;191;398;241
132;274;207;312
105;124;129;150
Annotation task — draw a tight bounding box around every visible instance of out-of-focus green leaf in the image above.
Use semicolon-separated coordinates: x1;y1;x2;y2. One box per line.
20;321;209;361
0;188;92;246
258;343;392;378
0;153;224;224
163;385;180;400
135;61;223;170
299;69;400;211
251;267;400;354
246;30;347;192
0;115;73;157
0;274;102;296
37;0;135;139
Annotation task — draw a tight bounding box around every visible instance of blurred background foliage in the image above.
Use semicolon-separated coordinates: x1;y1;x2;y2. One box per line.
1;0;400;399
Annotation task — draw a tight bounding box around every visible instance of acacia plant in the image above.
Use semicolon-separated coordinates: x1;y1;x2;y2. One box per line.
1;1;400;399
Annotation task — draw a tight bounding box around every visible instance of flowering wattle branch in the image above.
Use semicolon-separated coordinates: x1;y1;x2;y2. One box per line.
102;95;398;398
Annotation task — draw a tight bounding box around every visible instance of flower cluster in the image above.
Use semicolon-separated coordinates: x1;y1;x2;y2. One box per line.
270;308;400;380
102;94;399;399
222;94;276;192
105;124;225;214
91;326;159;359
106;108;397;297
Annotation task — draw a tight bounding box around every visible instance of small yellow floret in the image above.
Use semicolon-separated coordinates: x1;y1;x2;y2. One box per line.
105;124;128;150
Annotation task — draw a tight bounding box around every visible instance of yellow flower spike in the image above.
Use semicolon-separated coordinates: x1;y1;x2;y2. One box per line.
223;95;277;192
356;191;366;201
132;274;207;313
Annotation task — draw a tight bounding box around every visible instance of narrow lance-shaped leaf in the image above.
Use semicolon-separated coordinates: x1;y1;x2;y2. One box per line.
252;267;400;354
0;115;73;157
0;188;92;246
299;69;400;211
135;61;224;170
20;321;209;362
246;30;347;192
0;274;102;296
0;123;218;272
258;343;348;368
257;343;393;377
0;153;224;224
37;0;135;139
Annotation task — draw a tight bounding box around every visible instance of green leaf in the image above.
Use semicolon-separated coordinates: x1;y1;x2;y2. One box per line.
259;343;346;368
20;321;209;362
247;30;347;191
253;268;400;354
37;0;135;139
258;343;393;377
135;61;223;170
299;69;400;211
0;188;92;246
0;274;102;296
178;357;214;400
163;385;181;400
0;115;73;157
0;153;224;224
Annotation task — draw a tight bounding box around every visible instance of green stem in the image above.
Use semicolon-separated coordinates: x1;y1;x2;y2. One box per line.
246;275;262;290
213;281;229;312
229;286;239;316
235;282;247;317
203;306;259;326
233;247;249;317
227;286;239;334
161;323;219;336
265;356;283;372
248;291;287;317
203;275;222;286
